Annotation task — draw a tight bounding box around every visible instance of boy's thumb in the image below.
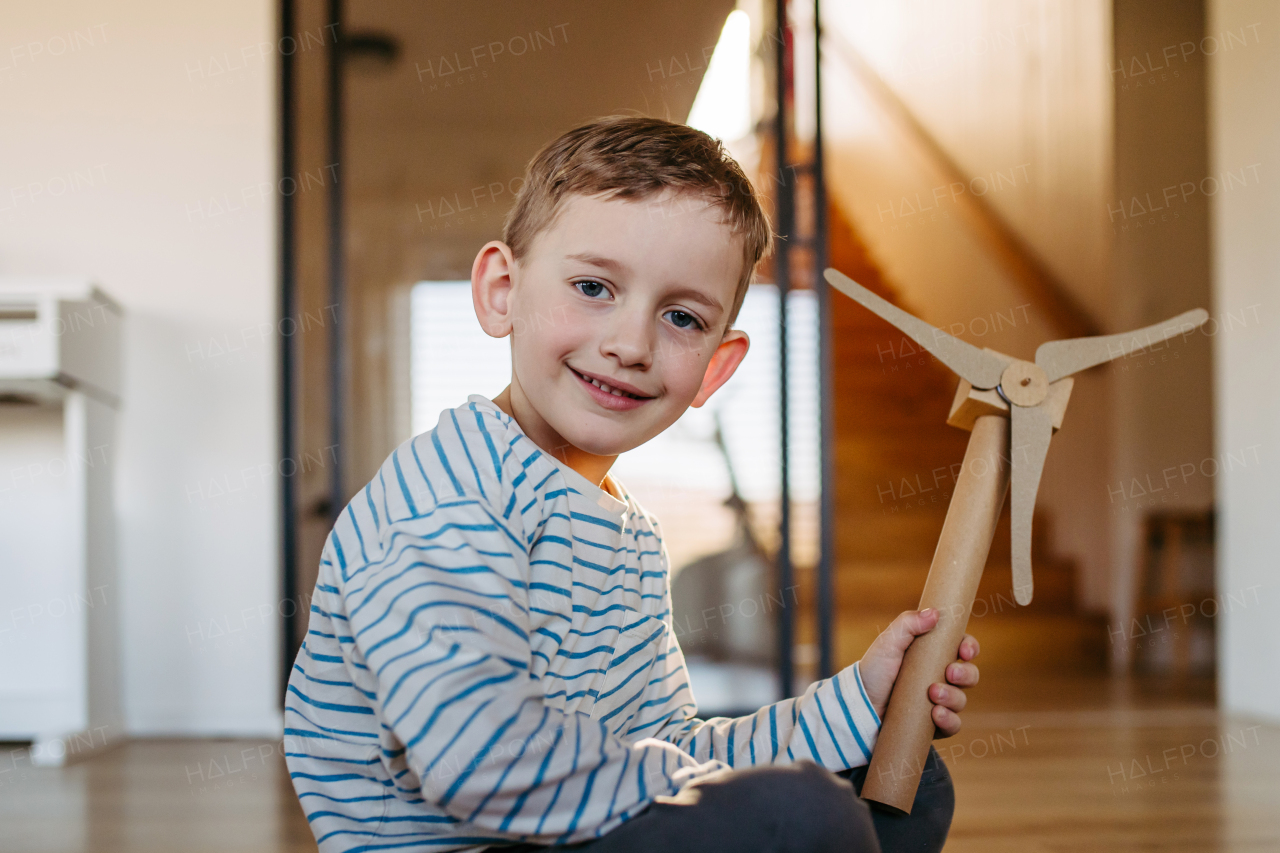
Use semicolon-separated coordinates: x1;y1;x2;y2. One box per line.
888;608;940;650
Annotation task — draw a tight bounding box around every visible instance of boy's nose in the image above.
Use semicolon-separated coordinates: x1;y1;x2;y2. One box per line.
600;312;655;369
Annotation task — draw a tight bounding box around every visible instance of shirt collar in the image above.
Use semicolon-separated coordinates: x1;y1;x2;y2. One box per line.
466;394;629;518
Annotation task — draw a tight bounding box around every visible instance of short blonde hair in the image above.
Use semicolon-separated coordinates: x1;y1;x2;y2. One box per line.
502;116;773;325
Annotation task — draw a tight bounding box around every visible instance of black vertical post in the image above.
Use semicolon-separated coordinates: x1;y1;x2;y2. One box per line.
327;0;345;522
813;0;835;680
279;0;298;688
774;0;795;700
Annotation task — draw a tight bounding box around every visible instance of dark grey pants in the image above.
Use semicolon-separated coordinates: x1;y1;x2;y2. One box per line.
503;746;953;853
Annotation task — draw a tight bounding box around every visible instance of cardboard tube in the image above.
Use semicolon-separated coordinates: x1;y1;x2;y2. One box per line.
861;414;1011;813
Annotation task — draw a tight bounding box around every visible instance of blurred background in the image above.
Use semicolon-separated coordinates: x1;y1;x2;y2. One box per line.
1;0;1277;850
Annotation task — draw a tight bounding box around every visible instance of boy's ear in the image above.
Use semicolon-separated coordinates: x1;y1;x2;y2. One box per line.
691;329;750;408
472;240;518;338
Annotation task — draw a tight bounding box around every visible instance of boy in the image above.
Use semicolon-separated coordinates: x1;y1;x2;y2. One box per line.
286;117;979;852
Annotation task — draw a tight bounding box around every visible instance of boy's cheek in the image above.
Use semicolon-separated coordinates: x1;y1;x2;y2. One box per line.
657;343;716;401
509;299;577;341
656;326;712;362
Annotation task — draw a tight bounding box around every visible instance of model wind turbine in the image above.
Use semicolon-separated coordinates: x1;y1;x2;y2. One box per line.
823;268;1208;813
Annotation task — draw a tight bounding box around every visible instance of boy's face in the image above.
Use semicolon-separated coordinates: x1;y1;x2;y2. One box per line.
473;190;749;463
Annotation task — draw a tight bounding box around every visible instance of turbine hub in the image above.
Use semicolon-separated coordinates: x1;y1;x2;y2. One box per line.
1000;360;1049;407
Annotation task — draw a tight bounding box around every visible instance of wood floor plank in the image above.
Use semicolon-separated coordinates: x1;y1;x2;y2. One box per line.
1;675;1276;851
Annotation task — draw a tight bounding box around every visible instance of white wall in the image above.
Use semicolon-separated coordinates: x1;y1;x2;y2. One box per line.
1;1;281;734
1209;0;1280;723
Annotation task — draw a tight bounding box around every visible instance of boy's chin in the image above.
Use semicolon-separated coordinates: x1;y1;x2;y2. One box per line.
549;402;686;459
556;416;663;458
560;430;645;458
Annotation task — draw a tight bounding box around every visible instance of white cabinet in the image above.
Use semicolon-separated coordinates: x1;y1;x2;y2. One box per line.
0;279;122;765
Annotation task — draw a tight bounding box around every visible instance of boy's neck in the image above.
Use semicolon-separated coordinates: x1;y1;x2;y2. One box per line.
491;386;618;492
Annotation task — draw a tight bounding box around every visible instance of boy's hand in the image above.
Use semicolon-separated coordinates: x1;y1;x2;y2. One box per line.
857;608;980;739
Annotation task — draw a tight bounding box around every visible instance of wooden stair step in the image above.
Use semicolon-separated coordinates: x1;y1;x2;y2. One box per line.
832;522;1062;566
801;559;1077;613
794;611;1108;674
835;516;947;560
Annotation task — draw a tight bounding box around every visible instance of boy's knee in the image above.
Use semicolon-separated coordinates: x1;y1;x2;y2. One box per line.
839;746;955;852
764;762;879;852
863;747;954;853
638;764;878;852
910;747;956;839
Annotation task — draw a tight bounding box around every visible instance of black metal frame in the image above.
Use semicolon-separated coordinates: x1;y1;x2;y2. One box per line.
327;0;345;525
279;0;298;690
280;0;347;683
773;0;835;697
773;0;796;700
813;0;835;682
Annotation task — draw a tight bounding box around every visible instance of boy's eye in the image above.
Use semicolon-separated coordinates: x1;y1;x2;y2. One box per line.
665;309;701;330
575;280;608;299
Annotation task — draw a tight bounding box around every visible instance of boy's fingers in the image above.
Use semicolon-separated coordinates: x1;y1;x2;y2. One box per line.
932;704;961;738
946;661;980;687
928;682;967;713
958;634;981;661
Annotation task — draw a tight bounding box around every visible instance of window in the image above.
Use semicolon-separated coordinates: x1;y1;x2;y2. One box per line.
409;281;510;436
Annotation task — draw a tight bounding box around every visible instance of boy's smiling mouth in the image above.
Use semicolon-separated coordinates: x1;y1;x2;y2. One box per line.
568;366;655;411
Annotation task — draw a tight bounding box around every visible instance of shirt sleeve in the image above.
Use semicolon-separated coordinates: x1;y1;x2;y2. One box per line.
341;497;728;846
636;603;882;773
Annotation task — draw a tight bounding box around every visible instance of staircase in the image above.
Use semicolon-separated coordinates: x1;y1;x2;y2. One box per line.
794;203;1106;675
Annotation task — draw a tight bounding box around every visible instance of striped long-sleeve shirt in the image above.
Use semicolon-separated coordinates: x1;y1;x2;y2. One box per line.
285;395;882;852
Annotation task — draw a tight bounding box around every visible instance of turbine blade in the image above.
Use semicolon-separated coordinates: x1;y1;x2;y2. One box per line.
1035;308;1208;382
824;269;1009;389
1009;404;1054;606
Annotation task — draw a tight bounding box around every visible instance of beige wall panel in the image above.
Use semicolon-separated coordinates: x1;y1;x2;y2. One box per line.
1208;0;1280;722
1109;0;1214;666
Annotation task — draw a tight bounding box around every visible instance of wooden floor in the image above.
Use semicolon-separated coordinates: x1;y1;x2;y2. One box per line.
2;674;1278;852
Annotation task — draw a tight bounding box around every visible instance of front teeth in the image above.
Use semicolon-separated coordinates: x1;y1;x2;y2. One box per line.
584;373;632;398
591;377;623;396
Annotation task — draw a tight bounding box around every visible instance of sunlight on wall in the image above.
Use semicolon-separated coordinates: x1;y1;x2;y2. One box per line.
687;9;753;142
